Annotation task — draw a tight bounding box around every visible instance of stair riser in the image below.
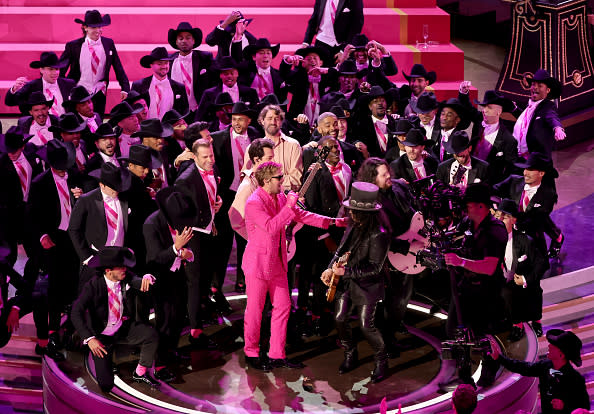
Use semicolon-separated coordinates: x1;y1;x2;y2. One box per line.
0;0;435;6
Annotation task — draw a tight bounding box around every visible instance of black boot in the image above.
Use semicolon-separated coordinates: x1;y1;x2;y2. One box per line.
338;346;358;374
370;354;388;383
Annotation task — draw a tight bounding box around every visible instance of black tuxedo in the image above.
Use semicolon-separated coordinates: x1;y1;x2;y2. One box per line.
4;78;76;115
234;59;288;103
131;76;189;118
205;26;257;59
169;50;215;109
512;99;562;158
85;153;116;175
195;83;259;122
390;153;438;185
143;149;176;192
354;116;398;159
71;275;158;392
435;156;490;187
17;114;61;142
211;126;258;194
303;0;364;45
305;132;364;174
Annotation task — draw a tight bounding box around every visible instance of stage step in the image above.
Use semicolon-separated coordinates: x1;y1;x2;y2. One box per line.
0;0;437;6
541;294;594;327
0;7;451;45
0;42;464;83
538;323;594;357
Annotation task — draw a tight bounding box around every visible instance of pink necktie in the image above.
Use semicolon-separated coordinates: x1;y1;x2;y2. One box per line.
104;200;119;232
309;83;318;119
56;179;71;218
413;166;423;180
155;84;163;118
45;88;60;117
330;0;338;24
440;132;448;161
256;73;269;100
36;129;48;144
234;136;246;172
374;122;387;152
107;284;121;321
200;170;216;208
520;190;529;212
88;43;100;76
179;59;192;98
13;159;28;196
329;163;346;201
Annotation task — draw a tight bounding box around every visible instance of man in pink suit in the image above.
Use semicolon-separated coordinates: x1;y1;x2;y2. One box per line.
242;161;346;371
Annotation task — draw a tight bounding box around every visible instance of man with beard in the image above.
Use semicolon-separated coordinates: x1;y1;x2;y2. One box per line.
86;123;119;172
436;131;489;190
108;101;142;159
17;92;60;146
168;22;214;117
354;85;398;158
132;119;175;193
161;109;187;163
132;47;189;120
49;113;90;172
124;91;149;122
402;64;437;117
390;128;438;185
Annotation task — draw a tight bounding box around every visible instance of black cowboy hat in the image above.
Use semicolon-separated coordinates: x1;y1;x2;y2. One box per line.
108;101;143;126
230;101;256;117
330;105;347;119
343;181;382;211
411;91;439;114
124;90;149;106
39;139;76;170
361;85;393;107
168;22;203;50
351;33;370;50
30;51;68;69
295;45;329;64
119;144;153;169
393;118;418;135
0;126;32;153
219;12;253;33
336;98;353;113
546;329;583;366
525;69;562;99
131;119;174;139
48;113;87;134
439;98;471;130
463;182;491;206
319;91;346;114
155;186;197;232
162;109;189;126
443;130;471;154
474;90;515;113
514;152;558;178
402;128;434;147
23;91;53;111
213;56;239;72
88;246;136;269
496;198;520;218
74;10;111;28
89;162;132;192
403;64;437;85
257;93;289;113
62;85;96;109
337;60;364;76
213;92;234;108
243;38;280;59
91;123;116;140
140;47;173;69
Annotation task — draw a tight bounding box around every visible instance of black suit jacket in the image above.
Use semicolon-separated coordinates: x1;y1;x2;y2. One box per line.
174;163;219;229
0;146;43;210
195;83;259;122
211;126;258;195
59;36;130;92
435;156;490;186
143;210;178;274
205;26;257;59
390;153;438;184
5;78;76;114
512;100;562;158
168;50;215;106
304;0;364;45
17;114;61;141
68;188;129;262
236;62;288;103
353;116;398;159
131;76;189;117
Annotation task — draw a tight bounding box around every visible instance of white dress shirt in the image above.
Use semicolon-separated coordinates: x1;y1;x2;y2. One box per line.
101;190;125;247
315;0;338;46
79;37;107;94
52;170;71;231
223;83;240;103
29;117;53;146
171;53;198;110
513;99;542;156
148;76;174;119
42;78;65;116
230;130;251;192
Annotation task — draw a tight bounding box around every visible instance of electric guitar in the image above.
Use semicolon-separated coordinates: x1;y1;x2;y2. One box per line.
285;146;331;261
325;251;351;302
387;211;428;274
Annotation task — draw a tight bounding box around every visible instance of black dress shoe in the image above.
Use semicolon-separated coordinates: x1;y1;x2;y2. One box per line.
338;348;358;374
154;367;176;383
370;360;388;384
245;356;271;371
548;234;564;258
132;371;160;388
509;326;525;342
532;321;543;337
234;283;246;294
48;332;62;350
269;358;305;369
35;344;65;362
188;334;217;350
212;291;233;316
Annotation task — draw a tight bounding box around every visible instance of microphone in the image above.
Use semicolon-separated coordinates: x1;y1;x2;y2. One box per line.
284;190;306;209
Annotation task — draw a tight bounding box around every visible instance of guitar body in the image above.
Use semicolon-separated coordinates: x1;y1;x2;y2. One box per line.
325;251;350;302
286;222;304;261
388;211;427;275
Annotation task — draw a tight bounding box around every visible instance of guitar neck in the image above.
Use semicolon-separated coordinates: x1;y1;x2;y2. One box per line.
298;163;322;198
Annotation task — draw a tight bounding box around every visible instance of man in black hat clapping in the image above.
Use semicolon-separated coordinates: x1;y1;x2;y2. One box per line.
59;10;130;117
490;328;590;413
5;51;75;117
436;131;490;190
17;91;60;147
512;69;565;159
71;246;161;391
168;22;214;116
132;47;189;121
390;128;438;185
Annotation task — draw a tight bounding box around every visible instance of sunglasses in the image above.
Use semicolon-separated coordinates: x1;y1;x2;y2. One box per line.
271;174;284;180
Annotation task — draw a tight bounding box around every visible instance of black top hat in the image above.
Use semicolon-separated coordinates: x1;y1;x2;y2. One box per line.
108;101;143;126
546;329;583;366
402;128;434;147
319;91;346;114
443;130;471;154
213;92;234;108
343;181;382;211
231;101;256;117
295;45;329;64
48;113;87;134
525;69;562;99
463;182;491;206
88;246;136;269
140;47;173;69
439;98;471;130
351;33;370;50
257;93;289;112
411;91;439;114
219;12;253;33
74;10;111;27
243;38;281;59
168;22;203;50
496;198;519;217
123;90;149;106
44;139;76;170
362;85;393;107
89;162;132;192
214;56;239;71
514;152;558;178
0;126;32;153
30;51;68;69
162;109;188;126
91;123;116;140
474;90;514;113
155;186;197;232
119;144;153;169
330;105;347;119
403;64;437;85
62;85;96;109
23;91;54;111
393;118;417;135
131;119;174;139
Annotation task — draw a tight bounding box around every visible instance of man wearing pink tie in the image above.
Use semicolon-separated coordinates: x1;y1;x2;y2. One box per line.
242;161;347;371
17;92;60;147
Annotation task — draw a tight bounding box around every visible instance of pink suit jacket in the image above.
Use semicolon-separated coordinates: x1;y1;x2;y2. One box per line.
243;187;331;280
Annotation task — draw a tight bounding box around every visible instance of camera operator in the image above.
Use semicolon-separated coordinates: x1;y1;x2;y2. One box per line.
489;329;590;413
443;183;507;337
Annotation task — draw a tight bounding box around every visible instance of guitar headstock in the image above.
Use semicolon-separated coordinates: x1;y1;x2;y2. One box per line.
314;145;331;164
338;251;351;265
